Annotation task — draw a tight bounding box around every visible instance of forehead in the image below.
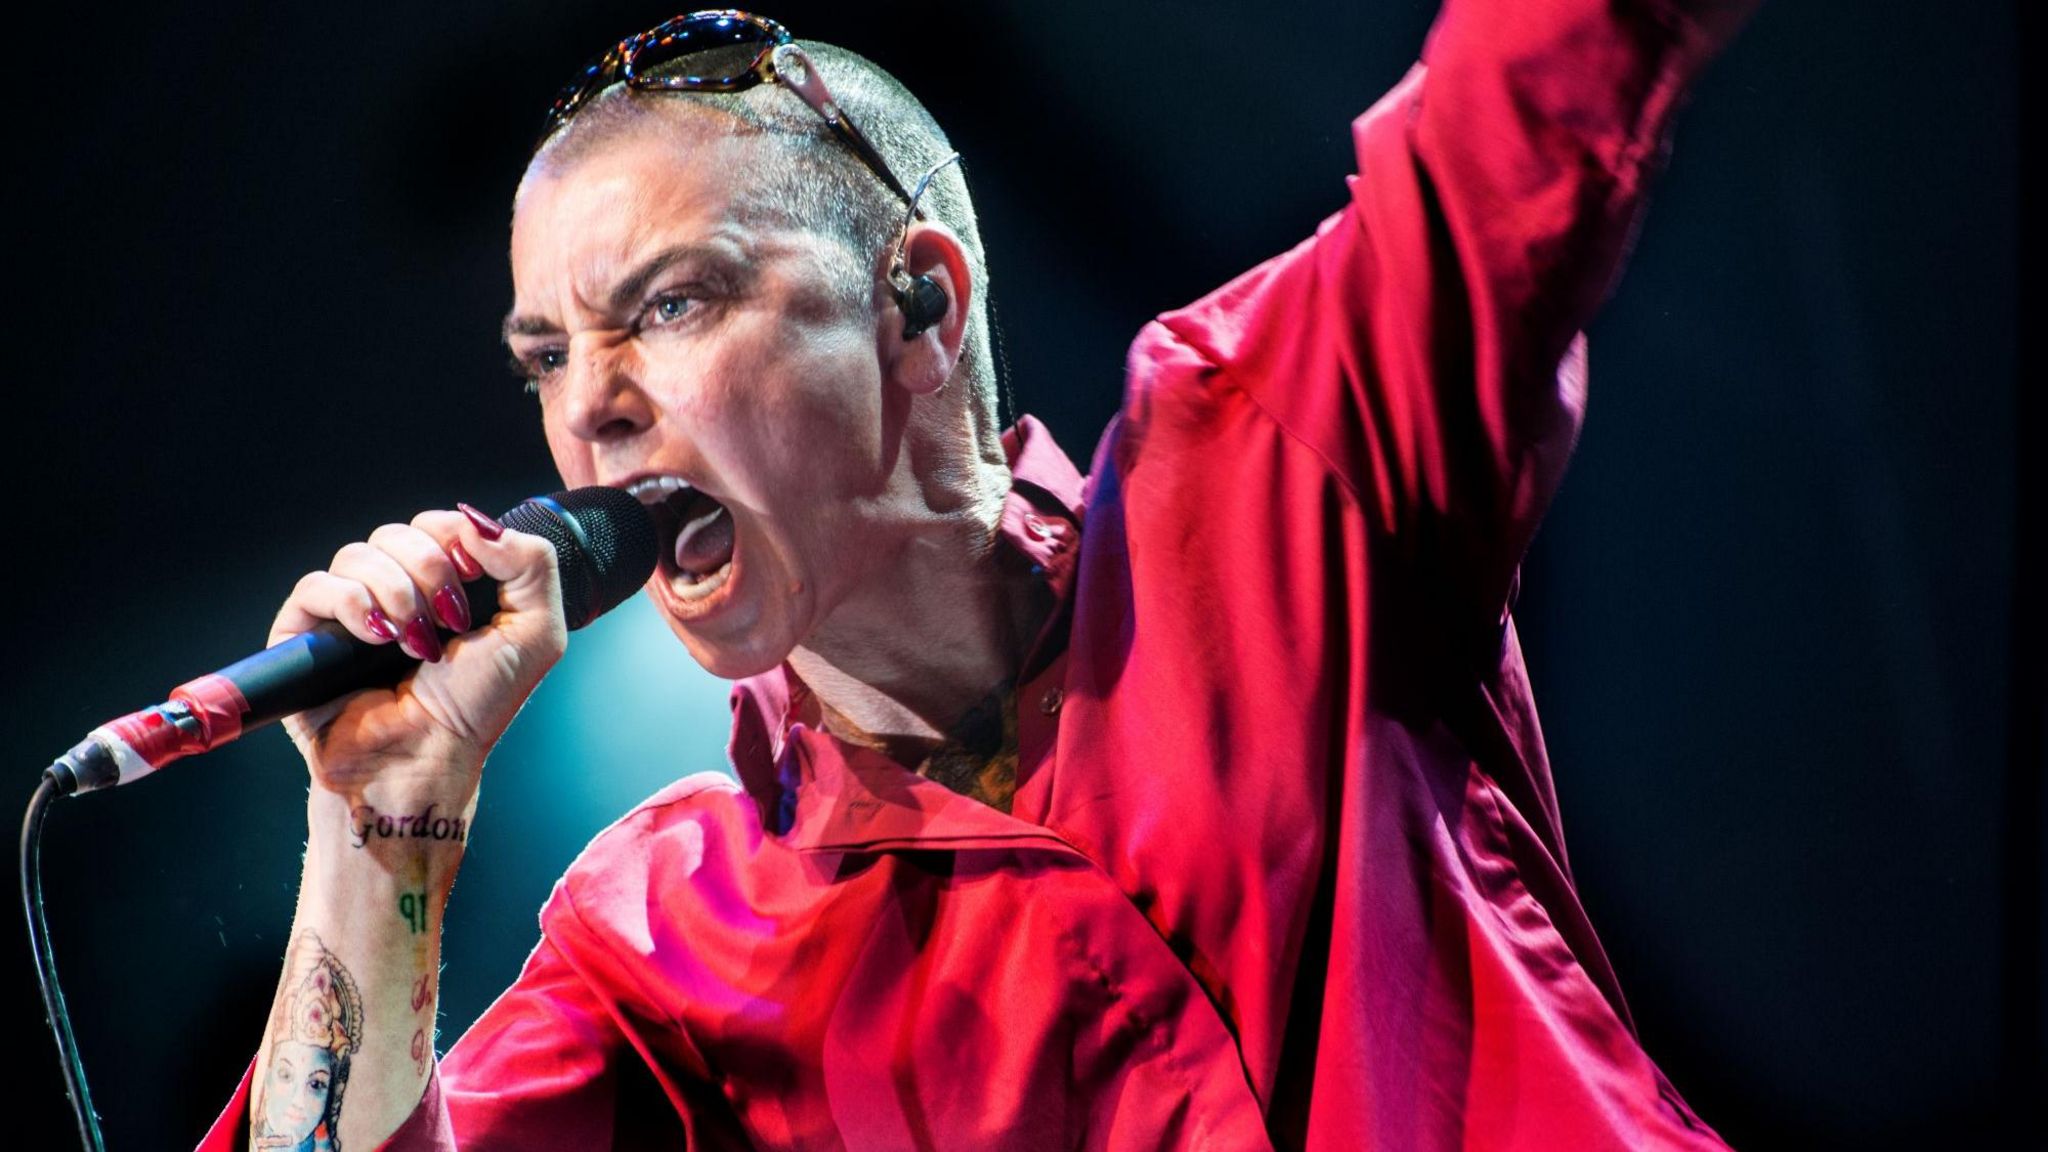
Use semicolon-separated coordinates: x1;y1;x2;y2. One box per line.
276;1041;336;1071
512;122;756;279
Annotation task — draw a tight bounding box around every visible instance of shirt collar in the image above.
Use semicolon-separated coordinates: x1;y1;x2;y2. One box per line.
725;415;1086;847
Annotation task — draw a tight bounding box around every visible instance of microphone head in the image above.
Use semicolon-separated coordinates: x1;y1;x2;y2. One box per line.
500;488;660;630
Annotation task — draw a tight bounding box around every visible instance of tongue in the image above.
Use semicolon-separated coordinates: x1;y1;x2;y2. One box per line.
674;502;734;577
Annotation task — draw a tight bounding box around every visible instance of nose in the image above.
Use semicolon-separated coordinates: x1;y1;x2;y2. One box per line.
557;335;655;445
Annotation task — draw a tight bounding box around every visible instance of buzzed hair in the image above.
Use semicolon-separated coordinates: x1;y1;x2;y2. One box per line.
527;40;1001;452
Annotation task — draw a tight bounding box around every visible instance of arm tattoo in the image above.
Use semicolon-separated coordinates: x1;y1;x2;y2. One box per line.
397;888;429;935
410;973;435;1075
254;931;364;1151
350;803;468;849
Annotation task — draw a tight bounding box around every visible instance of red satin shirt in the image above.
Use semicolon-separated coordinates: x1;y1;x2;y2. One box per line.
200;0;1753;1146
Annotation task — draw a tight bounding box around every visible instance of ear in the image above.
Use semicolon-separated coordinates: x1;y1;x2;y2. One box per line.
880;221;972;398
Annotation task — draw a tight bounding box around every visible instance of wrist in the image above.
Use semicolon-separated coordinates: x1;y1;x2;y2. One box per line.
307;785;473;893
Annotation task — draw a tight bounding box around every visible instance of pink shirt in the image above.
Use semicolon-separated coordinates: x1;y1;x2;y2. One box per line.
200;0;1753;1146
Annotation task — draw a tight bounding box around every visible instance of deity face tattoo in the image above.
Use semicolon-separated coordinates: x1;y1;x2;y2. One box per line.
260;1043;335;1148
255;933;363;1151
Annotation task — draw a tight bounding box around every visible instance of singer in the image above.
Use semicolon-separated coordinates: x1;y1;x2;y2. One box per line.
196;3;1758;1149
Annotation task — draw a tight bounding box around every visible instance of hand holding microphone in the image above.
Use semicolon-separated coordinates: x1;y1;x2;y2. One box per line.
47;488;658;804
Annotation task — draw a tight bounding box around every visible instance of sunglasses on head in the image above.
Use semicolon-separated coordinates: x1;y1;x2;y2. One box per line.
540;10;917;208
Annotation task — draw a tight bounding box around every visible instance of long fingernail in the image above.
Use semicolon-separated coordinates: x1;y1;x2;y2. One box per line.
364;608;401;642
400;616;443;662
433;585;471;633
447;541;483;581
458;503;505;541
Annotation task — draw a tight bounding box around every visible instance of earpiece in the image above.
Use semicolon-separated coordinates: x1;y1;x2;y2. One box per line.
888;151;964;343
896;275;949;340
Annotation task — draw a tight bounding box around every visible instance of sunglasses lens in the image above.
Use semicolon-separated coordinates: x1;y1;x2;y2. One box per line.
629;14;780;87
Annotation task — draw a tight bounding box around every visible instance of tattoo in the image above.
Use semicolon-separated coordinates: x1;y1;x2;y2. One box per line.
349;803;468;849
255;931;364;1151
409;971;435;1076
397;889;430;935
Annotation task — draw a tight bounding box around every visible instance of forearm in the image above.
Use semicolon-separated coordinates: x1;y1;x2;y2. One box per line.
248;781;471;1151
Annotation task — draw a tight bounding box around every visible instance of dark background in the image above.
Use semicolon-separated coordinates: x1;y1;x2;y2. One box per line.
6;1;2036;1149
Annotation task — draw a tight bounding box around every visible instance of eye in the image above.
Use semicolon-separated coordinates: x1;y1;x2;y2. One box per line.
644;291;695;328
508;349;567;397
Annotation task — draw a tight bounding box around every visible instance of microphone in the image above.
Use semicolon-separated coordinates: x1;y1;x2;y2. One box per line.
45;487;659;797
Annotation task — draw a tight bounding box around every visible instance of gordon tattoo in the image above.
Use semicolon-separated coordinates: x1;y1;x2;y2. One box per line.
349;803;468;850
255;931;364;1151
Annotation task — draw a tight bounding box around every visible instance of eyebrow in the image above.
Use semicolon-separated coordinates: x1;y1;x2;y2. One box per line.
501;242;738;344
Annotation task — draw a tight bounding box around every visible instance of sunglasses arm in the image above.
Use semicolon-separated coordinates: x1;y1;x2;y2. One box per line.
768;43;919;208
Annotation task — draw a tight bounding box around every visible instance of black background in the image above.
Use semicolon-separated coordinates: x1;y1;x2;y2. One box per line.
5;2;2036;1149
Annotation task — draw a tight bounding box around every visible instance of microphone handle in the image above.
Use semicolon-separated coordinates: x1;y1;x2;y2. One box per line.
222;575;503;731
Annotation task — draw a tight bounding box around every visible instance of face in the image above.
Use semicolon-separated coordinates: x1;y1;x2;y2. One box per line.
260;1041;334;1144
508;123;931;678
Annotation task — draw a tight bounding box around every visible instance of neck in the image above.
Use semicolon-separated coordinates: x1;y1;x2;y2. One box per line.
788;445;1041;758
790;528;1041;759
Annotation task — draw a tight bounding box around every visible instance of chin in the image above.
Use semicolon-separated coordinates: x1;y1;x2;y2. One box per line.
662;607;798;682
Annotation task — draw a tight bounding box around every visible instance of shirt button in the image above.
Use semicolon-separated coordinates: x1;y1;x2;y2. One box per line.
1023;513;1049;540
1039;687;1064;715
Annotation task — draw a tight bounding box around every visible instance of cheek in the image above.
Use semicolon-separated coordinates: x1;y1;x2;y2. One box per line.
543;417;598;489
761;354;886;485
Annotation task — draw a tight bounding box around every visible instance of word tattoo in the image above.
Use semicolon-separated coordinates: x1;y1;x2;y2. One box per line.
349;803;468;849
410;972;434;1076
254;931;363;1151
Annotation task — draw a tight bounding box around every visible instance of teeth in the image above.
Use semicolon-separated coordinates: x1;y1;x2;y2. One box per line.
672;560;733;601
625;475;693;504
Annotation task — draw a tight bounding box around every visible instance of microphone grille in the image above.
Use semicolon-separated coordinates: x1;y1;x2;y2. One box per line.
499;487;660;630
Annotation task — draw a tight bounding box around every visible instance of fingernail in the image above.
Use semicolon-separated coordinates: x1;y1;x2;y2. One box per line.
447;541;483;582
458;503;505;541
400;616;443;662
364;608;400;642
433;585;471;633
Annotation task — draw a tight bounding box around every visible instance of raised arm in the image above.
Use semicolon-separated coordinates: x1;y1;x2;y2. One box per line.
1150;0;1758;646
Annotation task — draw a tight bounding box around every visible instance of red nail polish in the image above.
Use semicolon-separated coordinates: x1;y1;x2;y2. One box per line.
433;585;471;633
401;616;443;662
447;541;483;582
458;502;505;541
364;608;400;642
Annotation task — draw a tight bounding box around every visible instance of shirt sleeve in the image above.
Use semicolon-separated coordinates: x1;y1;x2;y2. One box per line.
1143;0;1756;642
192;887;663;1152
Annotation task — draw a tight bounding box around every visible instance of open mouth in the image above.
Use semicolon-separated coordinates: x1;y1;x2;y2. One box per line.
626;475;735;603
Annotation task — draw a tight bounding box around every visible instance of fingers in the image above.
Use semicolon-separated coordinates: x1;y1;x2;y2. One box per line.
370;521;470;638
299;536;447;660
271;569;404;650
268;504;563;654
415;506;563;624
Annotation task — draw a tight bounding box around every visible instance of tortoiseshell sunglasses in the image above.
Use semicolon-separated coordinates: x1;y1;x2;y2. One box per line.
540;10;917;210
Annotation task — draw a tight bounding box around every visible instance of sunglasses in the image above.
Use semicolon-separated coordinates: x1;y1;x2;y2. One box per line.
540;10;917;209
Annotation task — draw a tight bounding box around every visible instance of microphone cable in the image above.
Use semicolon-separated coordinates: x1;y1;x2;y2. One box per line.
22;771;106;1152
